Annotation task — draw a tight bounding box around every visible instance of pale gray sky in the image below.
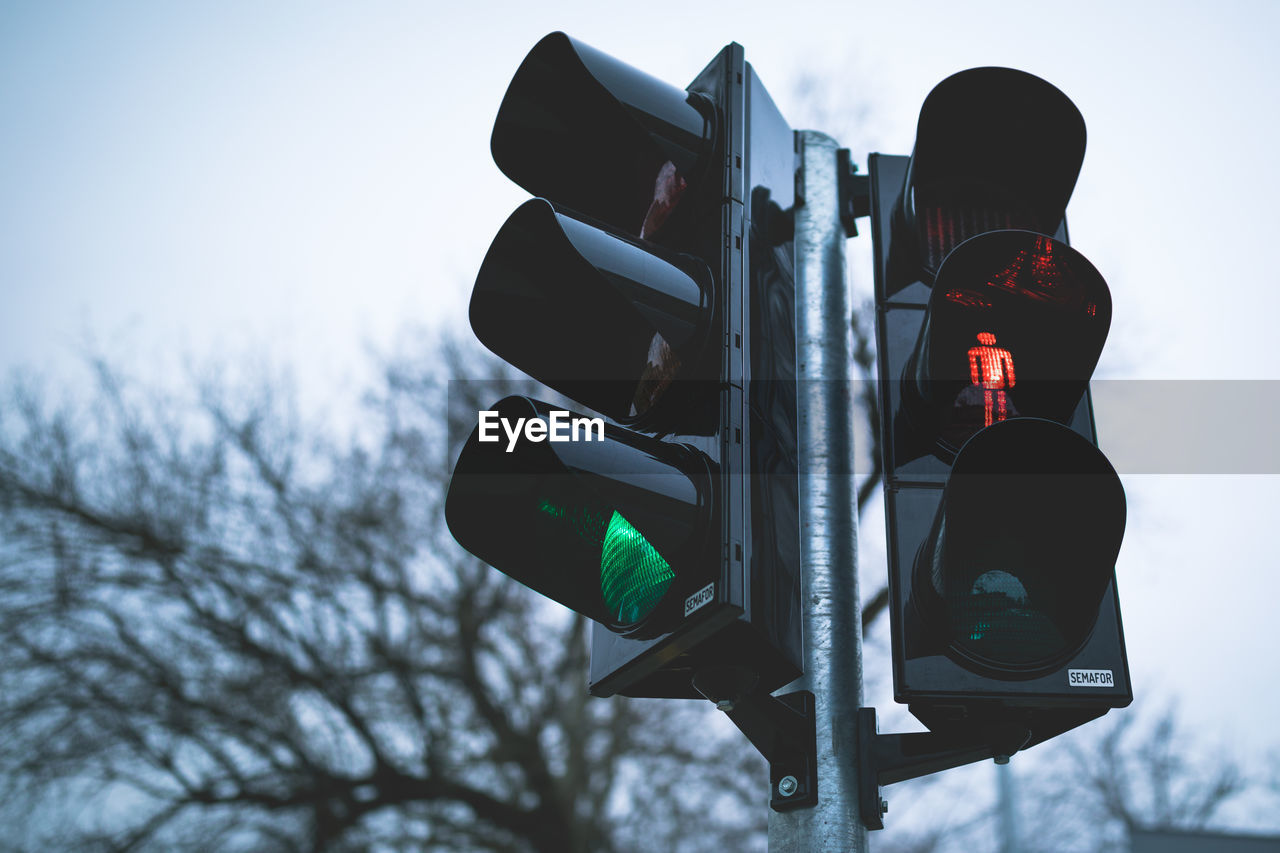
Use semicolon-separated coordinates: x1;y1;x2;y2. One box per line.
3;0;1278;778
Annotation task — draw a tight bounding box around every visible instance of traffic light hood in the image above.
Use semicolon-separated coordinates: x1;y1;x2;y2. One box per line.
471;198;713;423
491;31;715;236
901;67;1087;281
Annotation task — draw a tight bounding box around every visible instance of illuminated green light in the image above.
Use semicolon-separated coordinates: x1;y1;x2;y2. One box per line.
600;511;674;626
535;496;672;627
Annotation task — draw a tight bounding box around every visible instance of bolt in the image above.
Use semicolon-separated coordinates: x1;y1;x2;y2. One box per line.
777;775;798;797
715;699;735;712
994;754;1011;765
880;798;889;815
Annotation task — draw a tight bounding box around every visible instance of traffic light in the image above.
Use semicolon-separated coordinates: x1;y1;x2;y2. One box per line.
868;68;1131;755
446;32;803;703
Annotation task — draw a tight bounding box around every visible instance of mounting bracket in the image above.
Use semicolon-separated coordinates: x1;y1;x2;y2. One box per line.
857;707;1016;830
836;148;870;238
693;670;817;812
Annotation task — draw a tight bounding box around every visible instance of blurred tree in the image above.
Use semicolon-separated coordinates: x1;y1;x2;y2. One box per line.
3;324;1270;853
1009;702;1277;853
0;338;770;852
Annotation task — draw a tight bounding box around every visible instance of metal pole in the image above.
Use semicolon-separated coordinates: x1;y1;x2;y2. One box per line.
769;131;867;851
998;760;1020;853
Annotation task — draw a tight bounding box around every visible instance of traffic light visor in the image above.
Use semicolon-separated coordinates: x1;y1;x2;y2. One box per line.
471;199;712;422
491;31;713;237
904;67;1086;279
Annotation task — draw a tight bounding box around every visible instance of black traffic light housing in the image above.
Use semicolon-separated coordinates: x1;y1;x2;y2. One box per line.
867;68;1132;770
446;33;803;705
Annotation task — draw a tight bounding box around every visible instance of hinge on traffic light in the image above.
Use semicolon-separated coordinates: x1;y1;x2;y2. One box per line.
693;669;817;812
837;148;870;238
855;707;1028;830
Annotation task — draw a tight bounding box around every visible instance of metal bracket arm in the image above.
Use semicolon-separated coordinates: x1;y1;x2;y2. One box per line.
836;148;870;238
693;670;817;812
856;707;1002;830
730;689;818;812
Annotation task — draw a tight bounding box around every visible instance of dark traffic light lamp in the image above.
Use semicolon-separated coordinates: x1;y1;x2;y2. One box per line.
909;417;1125;682
470;198;714;425
892;66;1086;285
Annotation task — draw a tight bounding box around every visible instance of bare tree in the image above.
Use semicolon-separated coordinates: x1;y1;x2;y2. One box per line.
1013;702;1271;853
0;337;765;852
8;325;1267;853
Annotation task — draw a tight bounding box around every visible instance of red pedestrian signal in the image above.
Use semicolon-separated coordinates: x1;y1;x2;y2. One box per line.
861;68;1132;828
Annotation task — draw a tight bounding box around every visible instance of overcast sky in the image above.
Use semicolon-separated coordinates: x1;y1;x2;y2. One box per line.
3;0;1278;799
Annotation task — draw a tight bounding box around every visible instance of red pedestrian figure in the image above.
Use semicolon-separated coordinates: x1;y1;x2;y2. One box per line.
968;331;1015;427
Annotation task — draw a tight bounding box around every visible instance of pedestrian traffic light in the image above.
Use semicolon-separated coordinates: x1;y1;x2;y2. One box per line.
868;67;1131;756
446;32;803;702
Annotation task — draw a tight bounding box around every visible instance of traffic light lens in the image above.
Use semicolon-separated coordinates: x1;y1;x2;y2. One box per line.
909;230;1112;454
534;497;676;628
600;510;674;626
916;183;1039;277
949;569;1067;663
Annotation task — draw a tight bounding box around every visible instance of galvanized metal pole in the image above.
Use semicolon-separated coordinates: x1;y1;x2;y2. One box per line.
998;761;1020;853
769;131;867;851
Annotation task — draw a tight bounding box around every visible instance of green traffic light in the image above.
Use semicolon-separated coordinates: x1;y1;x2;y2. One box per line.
600;510;674;626
535;498;674;627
